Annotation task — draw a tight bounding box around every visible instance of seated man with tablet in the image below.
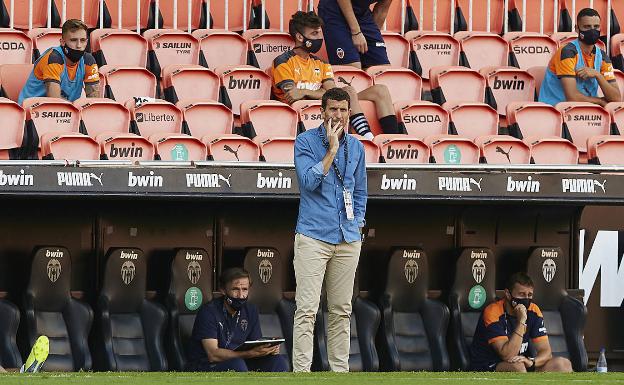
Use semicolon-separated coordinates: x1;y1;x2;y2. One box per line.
186;268;289;372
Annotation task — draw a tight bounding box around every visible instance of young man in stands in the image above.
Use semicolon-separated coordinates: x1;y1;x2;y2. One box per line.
186;268;288;372
18;19;99;105
272;11;400;139
470;272;573;372
539;8;620;106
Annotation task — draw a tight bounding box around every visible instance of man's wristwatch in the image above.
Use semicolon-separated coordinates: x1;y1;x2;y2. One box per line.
528;357;536;371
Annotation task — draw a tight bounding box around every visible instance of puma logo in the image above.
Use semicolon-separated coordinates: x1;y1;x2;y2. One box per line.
495;146;512;163
338;76;355;87
223;144;241;161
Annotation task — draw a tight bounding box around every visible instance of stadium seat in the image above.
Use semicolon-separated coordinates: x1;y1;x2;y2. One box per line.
207;0;252;31
90;29;149;67
155;0;204;31
27;28;62;60
0;97;26;159
611;33;624;71
455;31;509;71
1;0;58;29
526;247;588;371
604;102;624;134
424;135;480;164
405;31;460;81
215;65;271;116
374;134;429;164
103;0;150;30
527;66;546;98
377;248;449;371
41;132;101;160
291;99;322;131
177;99;234;138
379;0;419;33
0;63;34;102
162;64;220;104
480;66;535;116
474;135;531;164
0;29;33;65
448;247;497;370
240;99;298;139
23;246;93;371
405;0;454;33
430;66;486;106
143;29;200;80
205;134;260;161
353;135;381;163
457;0;506;33
57;0;101;29
192;29;248;70
564;0;614;35
149;133;208;161
366;66;422;103
551;31;606;51
0;299;21;369
358;100;383;136
505;0;566;34
395;100;449;138
524;136;579;164
74;97;131;138
96;248;168;371
505;32;557;70
243;247;295;368
254;136;294;163
125;98;183;137
444;102;498;140
166;248;213;371
249;0;306;31
242;29;294;70
97;133;155;161
99;65;157;103
332;65;374;93
587;135;624;165
506;101;563;139
380;31;410;68
597;69;624;98
556;102;611;154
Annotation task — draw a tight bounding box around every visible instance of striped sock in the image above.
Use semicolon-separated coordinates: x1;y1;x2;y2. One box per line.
350;113;373;138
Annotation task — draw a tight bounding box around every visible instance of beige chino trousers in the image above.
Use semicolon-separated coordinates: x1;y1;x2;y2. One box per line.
292;233;361;372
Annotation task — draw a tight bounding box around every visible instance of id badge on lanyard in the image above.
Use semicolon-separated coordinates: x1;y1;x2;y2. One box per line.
343;188;355;220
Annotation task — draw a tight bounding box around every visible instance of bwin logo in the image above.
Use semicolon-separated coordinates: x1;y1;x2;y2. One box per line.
121;261;136;285
257;172;292;189
472;259;486;283
386;144;419;160
404;260;419;283
507;176;540;192
228;75;261;90
542;258;557;283
381;174;417;191
259;259;273;284
187;261;201;284
47;259;62;283
493;75;525;90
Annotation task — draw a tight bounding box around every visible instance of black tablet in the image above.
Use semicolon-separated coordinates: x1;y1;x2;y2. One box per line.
234;338;285;351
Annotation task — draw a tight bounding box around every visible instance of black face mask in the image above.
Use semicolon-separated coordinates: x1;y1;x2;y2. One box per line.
510;297;532;310
297;30;323;54
225;295;247;311
579;28;601;45
62;45;85;63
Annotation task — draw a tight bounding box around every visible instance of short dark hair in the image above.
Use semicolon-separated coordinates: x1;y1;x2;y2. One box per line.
506;272;534;292
62;19;88;36
219;267;251;289
321;87;351;109
289;11;323;40
577;8;601;24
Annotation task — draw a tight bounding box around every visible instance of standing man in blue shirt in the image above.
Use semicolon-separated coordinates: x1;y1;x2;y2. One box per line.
186;268;288;372
292;87;367;372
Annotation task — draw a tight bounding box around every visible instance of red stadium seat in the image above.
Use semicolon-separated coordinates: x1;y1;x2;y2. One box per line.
240;99;298;139
0;97;25;159
0;64;33;102
99;65;157;103
605;102;624;134
192;29;248;69
551;32;606;51
332;65;374;93
149;133;208;161
0;29;33;65
215;65;271;116
125;98;183;138
505;0;565;34
353;135;381;163
556;102;611;154
456;0;505;33
424;135;480;164
104;0;150;30
73;97;131;138
206;134;260;161
366;66;422;103
374;134;429;164
90;29;149;67
380;31;410;68
395;100;449;138
527;66;546;97
4;0;54;29
444;102;498;140
506;101;562;139
454;31;508;71
250;0;306;31
27;28;62;60
97;133;155;160
143;29;200;79
430;65;486;105
177;99;234;138
242;29;294;71
405;0;454;33
598;69;624;98
40;132;100;160
208;0;252;31
405;31;460;81
358;100;383;136
156;0;203;30
58;0;101;28
291;100;322;131
564;0;612;34
254;136;294;163
474;135;531;164
524;136;579;164
504;32;557;70
587;135;624;165
611;33;624;71
480;66;535;116
162;64;220;104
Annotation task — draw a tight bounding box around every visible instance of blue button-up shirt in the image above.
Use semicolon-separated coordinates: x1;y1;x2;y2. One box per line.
294;125;367;244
